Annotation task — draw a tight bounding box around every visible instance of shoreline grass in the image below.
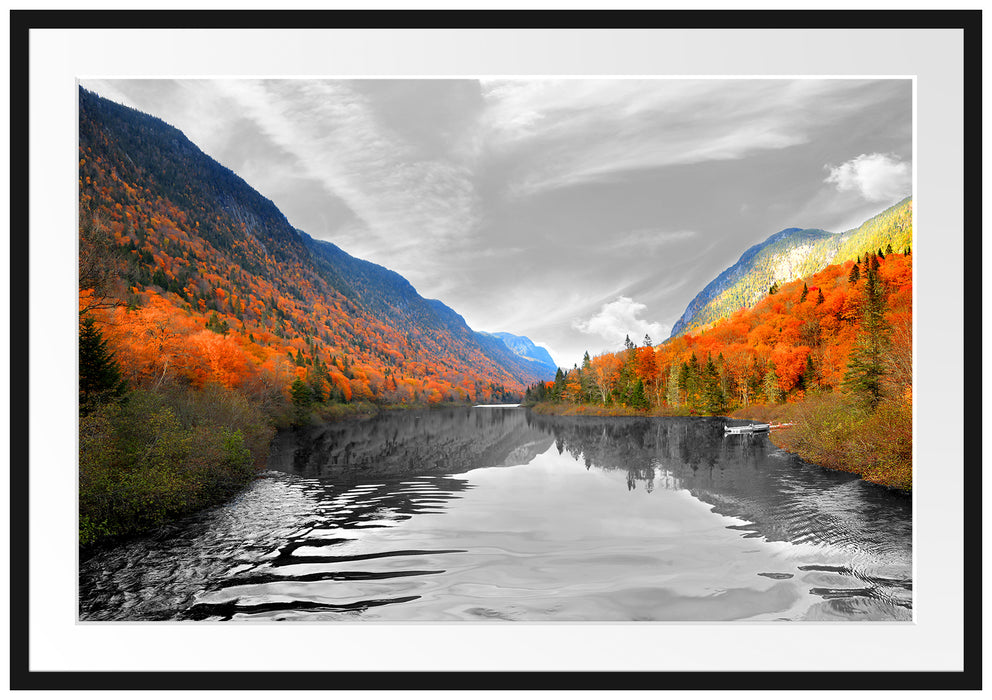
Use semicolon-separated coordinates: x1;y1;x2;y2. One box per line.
527;395;911;492
732;393;911;492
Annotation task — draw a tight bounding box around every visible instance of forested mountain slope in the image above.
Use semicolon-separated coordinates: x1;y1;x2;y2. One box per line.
670;198;912;338
78;87;551;408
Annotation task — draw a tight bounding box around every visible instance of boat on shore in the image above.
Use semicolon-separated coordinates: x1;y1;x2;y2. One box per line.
724;422;770;434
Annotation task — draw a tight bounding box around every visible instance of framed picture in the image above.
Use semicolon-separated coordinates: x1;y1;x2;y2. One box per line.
9;8;980;692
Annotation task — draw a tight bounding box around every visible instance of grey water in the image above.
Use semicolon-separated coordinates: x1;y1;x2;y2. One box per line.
78;407;912;621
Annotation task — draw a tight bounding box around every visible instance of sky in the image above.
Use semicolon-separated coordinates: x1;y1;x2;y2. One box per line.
80;78;912;369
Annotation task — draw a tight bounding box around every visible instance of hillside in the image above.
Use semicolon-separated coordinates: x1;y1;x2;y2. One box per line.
525;250;912;488
78;87;552;409
669;198;913;338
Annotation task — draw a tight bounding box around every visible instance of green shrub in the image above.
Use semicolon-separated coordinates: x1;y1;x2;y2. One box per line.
79;386;274;547
765;392;911;491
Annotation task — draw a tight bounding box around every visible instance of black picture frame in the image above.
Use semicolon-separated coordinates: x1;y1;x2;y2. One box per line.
8;8;982;692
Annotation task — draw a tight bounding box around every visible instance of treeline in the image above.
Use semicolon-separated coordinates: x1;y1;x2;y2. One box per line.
525;249;912;489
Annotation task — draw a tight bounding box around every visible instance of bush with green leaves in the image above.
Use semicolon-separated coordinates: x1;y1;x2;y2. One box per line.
79;386;273;547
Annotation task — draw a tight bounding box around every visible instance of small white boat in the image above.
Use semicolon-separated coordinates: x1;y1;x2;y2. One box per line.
724;423;770;434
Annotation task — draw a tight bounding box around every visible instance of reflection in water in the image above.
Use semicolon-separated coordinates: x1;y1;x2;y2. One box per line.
529;414;910;550
525;414;912;617
79;408;911;621
269;406;554;480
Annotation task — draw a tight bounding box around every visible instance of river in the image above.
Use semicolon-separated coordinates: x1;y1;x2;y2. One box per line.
78;406;912;621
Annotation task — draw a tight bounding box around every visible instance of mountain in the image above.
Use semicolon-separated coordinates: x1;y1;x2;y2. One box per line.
669;198;912;338
78;87;553;406
483;332;558;376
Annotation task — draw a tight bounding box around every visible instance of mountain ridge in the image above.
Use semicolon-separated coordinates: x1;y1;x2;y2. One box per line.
78;87;554;408
482;331;558;376
669;197;912;338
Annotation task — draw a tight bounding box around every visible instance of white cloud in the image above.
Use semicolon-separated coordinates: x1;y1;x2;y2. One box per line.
824;153;911;202
572;296;669;350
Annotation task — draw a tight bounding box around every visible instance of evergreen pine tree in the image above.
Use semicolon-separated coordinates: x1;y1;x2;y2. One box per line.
802;355;818;392
553;367;566;401
206;311;229;335
800;283;809;302
843;266;891;410
630;378;648;410
79;316;126;415
580;351;594;402
643;334;653;347
816;288;825;305
848;263;861;285
309;360;329;403
290;377;313;425
702;357;724;414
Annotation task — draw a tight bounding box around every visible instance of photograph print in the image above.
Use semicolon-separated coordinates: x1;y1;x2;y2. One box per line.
77;76;913;623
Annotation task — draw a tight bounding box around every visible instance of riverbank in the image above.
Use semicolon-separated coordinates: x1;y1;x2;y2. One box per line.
731;394;912;492
81;397;527;550
79;384;276;551
527;396;911;492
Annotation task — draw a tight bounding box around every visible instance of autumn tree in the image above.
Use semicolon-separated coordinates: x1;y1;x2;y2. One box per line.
763;361;782;404
589;354;622;405
666;366;681;407
78;212;126;313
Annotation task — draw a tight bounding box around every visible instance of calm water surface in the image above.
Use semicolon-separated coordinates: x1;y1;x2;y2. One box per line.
79;407;911;621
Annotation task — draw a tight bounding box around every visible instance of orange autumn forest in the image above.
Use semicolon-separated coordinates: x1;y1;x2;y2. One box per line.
523;246;912;490
78;85;913;552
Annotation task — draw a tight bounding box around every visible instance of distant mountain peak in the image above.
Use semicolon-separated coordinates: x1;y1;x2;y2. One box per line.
483;332;558;376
